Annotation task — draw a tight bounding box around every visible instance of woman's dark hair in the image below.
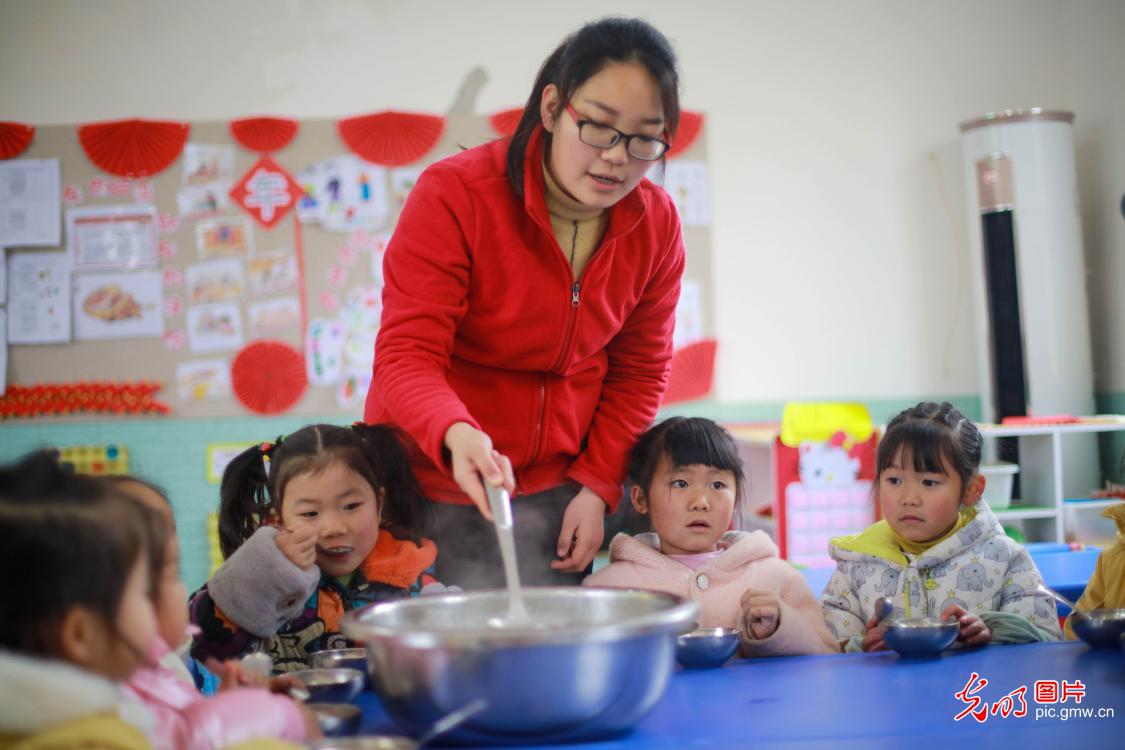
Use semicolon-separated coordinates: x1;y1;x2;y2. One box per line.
876;402;983;492
0;450;152;658
218;423;430;559
506;17;681;198
628;417;746;507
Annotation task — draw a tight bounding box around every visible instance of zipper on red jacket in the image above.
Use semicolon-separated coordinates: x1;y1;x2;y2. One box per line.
530;375;547;464
533;281;582;464
550;282;581;373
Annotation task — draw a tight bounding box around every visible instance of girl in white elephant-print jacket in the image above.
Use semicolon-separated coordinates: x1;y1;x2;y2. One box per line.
822;501;1061;651
820;402;1062;652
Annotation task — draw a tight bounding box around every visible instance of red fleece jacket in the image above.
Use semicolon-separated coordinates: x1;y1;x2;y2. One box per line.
365;128;684;509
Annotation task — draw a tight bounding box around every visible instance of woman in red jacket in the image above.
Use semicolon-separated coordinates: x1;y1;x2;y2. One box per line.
366;17;686;587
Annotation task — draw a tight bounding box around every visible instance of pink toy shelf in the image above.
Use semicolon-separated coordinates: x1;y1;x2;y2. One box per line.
728;403;880;567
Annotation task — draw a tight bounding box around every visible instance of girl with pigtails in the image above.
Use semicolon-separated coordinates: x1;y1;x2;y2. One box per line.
189;423;452;672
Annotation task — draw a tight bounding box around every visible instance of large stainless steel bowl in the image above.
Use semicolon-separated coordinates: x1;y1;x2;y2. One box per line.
342;587;698;745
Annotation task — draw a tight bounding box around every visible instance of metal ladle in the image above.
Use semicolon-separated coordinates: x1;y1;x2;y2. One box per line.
485;483;532;627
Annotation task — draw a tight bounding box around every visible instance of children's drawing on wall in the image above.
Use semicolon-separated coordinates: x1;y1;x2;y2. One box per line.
296;156;389;232
182;143;234;186
662;160;711;226
73;270;163;340
673;278;705;349
196;217;253;259
339;285;380;368
336;365;372;409
176;359;232;402
246;250;298;295
306;318;344;386
390;166;423;210
248;296;301;337
186;258;244;304
186;301;244;353
176;182;231;218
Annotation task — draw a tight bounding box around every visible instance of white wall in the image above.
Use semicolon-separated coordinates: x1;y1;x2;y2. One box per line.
2;0;1122;404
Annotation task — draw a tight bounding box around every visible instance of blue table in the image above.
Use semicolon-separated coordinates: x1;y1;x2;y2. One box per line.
355;641;1123;747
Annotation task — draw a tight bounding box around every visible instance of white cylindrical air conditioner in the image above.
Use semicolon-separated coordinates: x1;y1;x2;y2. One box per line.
959;108;1099;500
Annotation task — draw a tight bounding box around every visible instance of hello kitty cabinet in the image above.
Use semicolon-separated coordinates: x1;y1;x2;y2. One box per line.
729;403;879;568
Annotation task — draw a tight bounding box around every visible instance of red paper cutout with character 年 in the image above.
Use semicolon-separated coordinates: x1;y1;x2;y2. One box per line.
229;155;305;229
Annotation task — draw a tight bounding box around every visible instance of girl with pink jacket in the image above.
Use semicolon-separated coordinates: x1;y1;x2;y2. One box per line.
584;418;839;657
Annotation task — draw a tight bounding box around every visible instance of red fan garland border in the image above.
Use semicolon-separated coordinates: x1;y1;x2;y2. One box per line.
229;117;300;153
487;107;523;137
667;111;704;159
0;382;172;418
0;121;35;159
337;110;445;167
78;118;190;177
661;338;718;405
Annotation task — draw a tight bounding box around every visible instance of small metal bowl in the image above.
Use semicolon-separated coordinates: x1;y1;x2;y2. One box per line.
1070;608;1125;649
309;703;363;737
311;648;371;687
882;617;959;657
675;627;741;669
296;668;365;704
312;738;416;750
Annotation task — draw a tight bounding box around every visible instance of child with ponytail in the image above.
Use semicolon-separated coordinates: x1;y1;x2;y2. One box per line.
190;423;450;671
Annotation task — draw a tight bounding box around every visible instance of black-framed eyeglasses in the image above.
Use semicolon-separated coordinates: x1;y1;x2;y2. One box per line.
565;105;670;161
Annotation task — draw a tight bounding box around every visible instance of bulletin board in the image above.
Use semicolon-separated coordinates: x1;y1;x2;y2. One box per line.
1;76;714;421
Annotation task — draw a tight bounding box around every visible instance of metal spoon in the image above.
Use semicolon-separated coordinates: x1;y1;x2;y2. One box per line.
240;650;310;702
1033;583;1080;613
874;596;894;624
415;699;488;748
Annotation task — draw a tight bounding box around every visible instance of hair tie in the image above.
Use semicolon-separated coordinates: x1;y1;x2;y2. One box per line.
350;421;366;431
259;441;274;456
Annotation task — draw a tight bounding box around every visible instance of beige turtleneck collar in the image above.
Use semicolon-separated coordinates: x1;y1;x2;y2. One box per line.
542;162;609;280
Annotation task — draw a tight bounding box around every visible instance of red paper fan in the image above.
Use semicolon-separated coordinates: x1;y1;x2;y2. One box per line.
78;118;190;177
667;111;704;159
661;338;718;405
488;107;524;137
0;122;35;159
230;117;299;153
231;340;308;414
337;111;445;166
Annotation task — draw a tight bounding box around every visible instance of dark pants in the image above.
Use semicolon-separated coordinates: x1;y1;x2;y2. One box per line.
426;484;590;589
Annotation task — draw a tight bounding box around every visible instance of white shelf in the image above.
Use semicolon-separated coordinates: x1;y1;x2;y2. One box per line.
979;417;1125;543
992;507;1060;521
979;417;1125;439
1063;498;1125;511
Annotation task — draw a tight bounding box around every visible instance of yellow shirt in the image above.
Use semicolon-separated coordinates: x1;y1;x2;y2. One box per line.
1064;503;1125;639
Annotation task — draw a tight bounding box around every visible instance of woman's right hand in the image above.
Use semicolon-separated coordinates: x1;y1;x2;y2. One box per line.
444;422;515;519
